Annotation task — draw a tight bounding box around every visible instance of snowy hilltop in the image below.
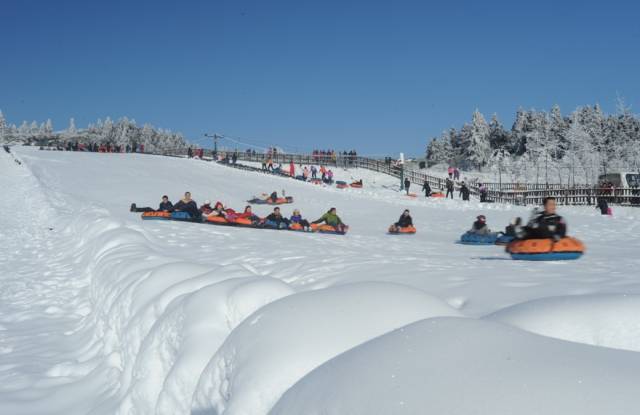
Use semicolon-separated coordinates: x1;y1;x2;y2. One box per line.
1;147;640;415
427;101;640;185
0;110;187;153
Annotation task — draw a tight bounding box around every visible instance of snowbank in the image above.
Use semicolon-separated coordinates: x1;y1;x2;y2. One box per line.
271;317;640;415
486;294;640;352
191;282;461;415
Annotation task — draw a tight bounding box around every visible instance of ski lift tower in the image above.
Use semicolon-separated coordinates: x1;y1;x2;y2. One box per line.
204;133;220;158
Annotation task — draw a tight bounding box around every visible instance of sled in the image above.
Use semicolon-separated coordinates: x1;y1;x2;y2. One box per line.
310;223;349;235
459;231;499;245
350;182;363;188
248;196;294;205
141;211;172;220
336;181;349;189
431;192;445;198
388;225;416;235
506;237;585;261
406;193;417;198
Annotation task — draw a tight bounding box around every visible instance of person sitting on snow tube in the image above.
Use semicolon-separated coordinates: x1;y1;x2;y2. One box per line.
237;205;261;224
389;209;413;233
263;207;290;229
517;197;566;241
131;195;174;213
312;207;346;233
200;200;214;217
290;209;311;231
173;192;200;219
469;215;491;235
504;217;522;237
211;201;229;219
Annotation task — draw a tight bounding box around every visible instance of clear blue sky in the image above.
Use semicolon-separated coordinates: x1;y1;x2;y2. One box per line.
1;0;638;156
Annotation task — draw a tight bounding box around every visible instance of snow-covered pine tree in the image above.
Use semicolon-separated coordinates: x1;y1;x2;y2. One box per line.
461;110;491;170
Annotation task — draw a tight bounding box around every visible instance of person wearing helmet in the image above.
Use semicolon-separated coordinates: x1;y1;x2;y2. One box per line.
469;215;491;235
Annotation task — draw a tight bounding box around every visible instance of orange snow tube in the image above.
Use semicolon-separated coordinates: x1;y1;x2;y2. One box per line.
506;237;585;260
388;226;416;234
350;182;363;188
232;217;253;226
141;211;171;219
289;223;304;231
206;215;230;224
431;192;445;198
310;224;349;235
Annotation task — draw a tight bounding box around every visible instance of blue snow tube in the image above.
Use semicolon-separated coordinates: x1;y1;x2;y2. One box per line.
510;252;583;261
459;232;498;245
170;211;193;221
495;234;515;245
263;220;289;230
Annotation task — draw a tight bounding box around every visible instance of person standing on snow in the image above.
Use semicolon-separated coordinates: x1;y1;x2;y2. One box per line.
445;178;454;199
404;178;411;195
459;182;470;201
422;180;432;197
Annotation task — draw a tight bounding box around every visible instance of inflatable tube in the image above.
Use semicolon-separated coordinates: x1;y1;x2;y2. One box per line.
141;211;171;220
170;211;194;221
311;224;349;235
431;192;445;198
350;182;363;188
495;234;515;245
205;215;231;225
310;179;323;185
459;232;499;245
336;181;348;189
506;237;585;261
248;196;293;205
407;193;417;198
388;226;416;235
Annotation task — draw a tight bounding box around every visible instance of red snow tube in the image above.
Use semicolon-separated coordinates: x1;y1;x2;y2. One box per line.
336;183;348;189
350;182;363;188
141;211;171;219
232;218;253;226
206;215;230;224
388;226;416;234
407;193;417;198
431;192;445;198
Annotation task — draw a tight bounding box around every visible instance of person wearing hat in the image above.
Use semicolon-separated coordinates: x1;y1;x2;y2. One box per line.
459;182;470;201
200;200;214;216
469;215;491;235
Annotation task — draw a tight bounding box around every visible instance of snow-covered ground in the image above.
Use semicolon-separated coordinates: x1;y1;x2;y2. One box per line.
1;146;639;414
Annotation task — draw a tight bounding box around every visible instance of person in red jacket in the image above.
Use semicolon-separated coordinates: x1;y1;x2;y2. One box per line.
289;160;295;177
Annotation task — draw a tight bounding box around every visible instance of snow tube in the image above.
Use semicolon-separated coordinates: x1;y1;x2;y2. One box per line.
205;215;232;225
248;196;294;205
310;224;349;235
310;179;323;185
170;211;194;221
431;192;445;198
388;226;416;235
263;220;289;230
495;234;515;245
459;232;499;245
506;237;585;261
407;193;417;198
350;182;363;188
141;211;171;220
336;181;348;189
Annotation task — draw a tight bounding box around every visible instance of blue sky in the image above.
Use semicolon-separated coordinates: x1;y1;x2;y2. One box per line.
1;0;638;156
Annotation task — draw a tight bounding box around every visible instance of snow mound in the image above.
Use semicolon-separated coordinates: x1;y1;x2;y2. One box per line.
270;317;640;415
191;282;461;415
485;294;640;352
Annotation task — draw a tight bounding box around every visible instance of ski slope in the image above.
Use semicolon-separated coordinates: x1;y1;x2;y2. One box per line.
1;146;640;415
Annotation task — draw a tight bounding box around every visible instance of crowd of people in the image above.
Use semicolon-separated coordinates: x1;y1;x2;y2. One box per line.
131;192;347;232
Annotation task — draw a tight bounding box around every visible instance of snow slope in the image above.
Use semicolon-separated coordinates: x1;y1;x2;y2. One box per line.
1;147;639;414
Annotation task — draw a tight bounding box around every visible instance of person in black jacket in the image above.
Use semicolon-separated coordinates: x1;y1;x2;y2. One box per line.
518;197;567;241
422;180;431;197
263;207;290;229
404;178;411;195
469;215;491;235
390;210;413;232
596;198;609;215
173;192;200;219
130;195;174;213
459;182;470;201
445;178;454;199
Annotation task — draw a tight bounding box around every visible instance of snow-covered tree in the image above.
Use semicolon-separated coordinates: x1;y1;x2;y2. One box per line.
461;110;491;170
